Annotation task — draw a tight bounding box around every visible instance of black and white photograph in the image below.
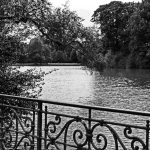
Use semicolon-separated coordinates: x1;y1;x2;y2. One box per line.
1;0;150;149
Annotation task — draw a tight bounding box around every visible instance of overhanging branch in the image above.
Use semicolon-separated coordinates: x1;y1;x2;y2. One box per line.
28;18;64;47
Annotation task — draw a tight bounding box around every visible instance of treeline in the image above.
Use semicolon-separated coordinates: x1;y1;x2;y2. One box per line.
18;38;80;64
92;0;150;69
17;0;150;69
3;0;150;69
9;2;103;68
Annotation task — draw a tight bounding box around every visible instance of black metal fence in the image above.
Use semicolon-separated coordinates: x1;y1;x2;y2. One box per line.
0;94;150;150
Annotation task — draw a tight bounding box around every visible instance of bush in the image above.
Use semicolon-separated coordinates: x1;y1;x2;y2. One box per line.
0;35;45;106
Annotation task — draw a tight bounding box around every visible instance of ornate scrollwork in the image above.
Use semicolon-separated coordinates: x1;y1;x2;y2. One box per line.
1;108;34;150
46;115;88;149
46;116;147;150
90;121;129;150
19;115;34;134
124;126;146;150
46;115;63;149
72;120;88;148
90;122;147;150
91;123;108;150
15;136;33;150
0;101;149;150
47;115;61;135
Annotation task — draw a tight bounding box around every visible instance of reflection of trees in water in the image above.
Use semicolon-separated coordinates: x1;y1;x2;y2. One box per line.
98;69;150;89
89;69;150;111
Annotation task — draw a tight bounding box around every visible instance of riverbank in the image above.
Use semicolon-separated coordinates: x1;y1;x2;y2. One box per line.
13;63;81;66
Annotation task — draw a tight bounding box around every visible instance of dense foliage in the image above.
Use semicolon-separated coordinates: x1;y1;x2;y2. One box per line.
13;0;150;69
10;1;104;69
0;0;46;99
92;0;150;69
0;34;45;98
2;0;150;72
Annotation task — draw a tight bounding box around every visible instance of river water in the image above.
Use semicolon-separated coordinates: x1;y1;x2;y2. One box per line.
38;66;150;111
21;66;150;149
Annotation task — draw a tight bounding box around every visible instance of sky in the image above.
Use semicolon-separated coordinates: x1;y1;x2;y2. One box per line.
49;0;142;26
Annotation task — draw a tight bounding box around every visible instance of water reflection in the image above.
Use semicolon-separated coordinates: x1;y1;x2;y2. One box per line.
100;69;150;88
86;69;150;111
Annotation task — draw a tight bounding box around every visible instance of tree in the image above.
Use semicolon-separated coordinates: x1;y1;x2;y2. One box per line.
1;0;83;53
91;1;143;68
23;3;85;54
0;0;105;70
0;34;45;97
92;1;136;54
0;0;46;99
28;37;44;63
78;26;105;69
0;1;83;61
70;49;78;63
127;0;150;68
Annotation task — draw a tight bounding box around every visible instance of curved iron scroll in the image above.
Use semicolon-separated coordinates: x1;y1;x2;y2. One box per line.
1;108;35;150
124;126;147;150
0;102;148;150
46;115;88;149
45;116;147;150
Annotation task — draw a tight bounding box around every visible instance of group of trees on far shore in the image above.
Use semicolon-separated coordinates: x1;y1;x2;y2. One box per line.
12;0;150;69
92;0;150;69
5;0;102;69
18;37;80;64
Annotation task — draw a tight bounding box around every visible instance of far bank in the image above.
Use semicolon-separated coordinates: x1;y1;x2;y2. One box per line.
13;63;81;66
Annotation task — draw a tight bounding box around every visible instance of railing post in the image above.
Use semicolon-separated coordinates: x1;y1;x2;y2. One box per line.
88;108;92;150
44;106;48;149
146;120;149;150
0;106;3;149
32;105;36;149
37;101;42;150
0;99;4;150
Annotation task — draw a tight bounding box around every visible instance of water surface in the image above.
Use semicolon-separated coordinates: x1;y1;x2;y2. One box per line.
37;66;150;111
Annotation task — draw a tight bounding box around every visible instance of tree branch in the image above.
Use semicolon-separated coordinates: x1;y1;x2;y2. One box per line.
28;18;64;46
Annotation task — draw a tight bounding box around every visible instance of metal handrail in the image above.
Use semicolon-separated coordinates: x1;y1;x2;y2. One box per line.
0;94;150;150
0;93;150;116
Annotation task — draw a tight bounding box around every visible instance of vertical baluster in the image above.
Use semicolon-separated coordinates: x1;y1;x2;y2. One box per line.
146;120;149;150
37;102;42;150
88;108;92;150
0;99;4;149
32;105;35;149
44;106;47;149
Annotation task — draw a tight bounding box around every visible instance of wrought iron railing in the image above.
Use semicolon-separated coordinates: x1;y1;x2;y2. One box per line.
0;94;150;150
